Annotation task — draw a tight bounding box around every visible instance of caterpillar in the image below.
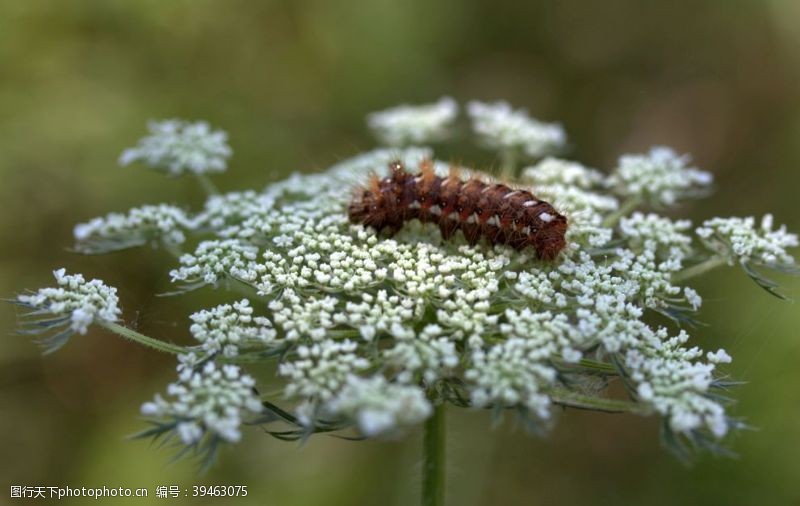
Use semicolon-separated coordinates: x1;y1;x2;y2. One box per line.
348;160;568;260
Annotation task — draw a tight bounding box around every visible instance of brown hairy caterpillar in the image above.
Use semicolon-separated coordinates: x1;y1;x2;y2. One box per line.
348;160;568;260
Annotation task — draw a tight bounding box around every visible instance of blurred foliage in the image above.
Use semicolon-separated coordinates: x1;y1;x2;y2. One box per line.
0;1;798;505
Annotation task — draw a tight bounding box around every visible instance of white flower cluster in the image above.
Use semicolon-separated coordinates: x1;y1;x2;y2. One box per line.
278;339;370;401
367;97;458;146
466;337;556;419
697;214;798;266
119;119;231;176
23;107;798;458
383;324;459;384
610;147;713;206
139;148;755;440
467;100;565;159
626;330;729;437
141;354;263;443
170;239;264;287
324;375;432;436
619;212;693;259
17;268;120;335
522;157;608;189
189;299;277;357
73;204;190;252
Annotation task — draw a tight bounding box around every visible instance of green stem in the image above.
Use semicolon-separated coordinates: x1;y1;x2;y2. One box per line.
422;403;446;506
228;278;265;300
499;149;518;181
551;358;618;375
195;174;220;196
602;196;642;227
99;321;186;355
672;256;728;283
162;240;184;260
548;390;651;415
575;358;618;374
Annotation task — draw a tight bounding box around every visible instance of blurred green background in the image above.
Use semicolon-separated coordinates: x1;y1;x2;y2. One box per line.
1;1;799;505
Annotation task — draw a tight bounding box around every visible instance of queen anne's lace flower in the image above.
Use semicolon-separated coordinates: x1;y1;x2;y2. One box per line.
466;337;556;419
16;269;121;350
170;239;265;287
626;329;728;437
120;119;231;176
323;375;432;436
189;299;277;357
467;100;565;159
140;355;263;443
696;214;798;266
522;158;608;189
278;339;370;401
382;324;460;384
269;290;339;341
14;102;799;463
367;97;458;146
610;147;713;206
73;204;191;253
619;212;693;259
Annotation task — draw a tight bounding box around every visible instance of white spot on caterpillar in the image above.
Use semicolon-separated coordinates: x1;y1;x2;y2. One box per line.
448;213;459;221
409;201;421;209
487;215;501;226
504;191;519;199
466;214;478;224
539;212;554;223
429;205;442;216
523;200;538;207
522;227;530;234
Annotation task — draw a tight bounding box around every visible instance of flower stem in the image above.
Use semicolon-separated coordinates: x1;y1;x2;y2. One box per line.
602;196;642;227
548;390;651;415
162;241;184;260
575;358;618;374
99;321;186;355
672;256;728;283
422;403;446;506
499;149;518;181
195;174;220;196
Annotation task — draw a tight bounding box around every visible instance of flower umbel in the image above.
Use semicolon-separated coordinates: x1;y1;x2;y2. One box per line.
11;100;799;469
73;204;191;254
467;100;565;160
120;119;232;176
189;299;277;358
697;214;798;267
15;268;121;352
610;146;713;207
368;97;458;146
141;354;263;445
